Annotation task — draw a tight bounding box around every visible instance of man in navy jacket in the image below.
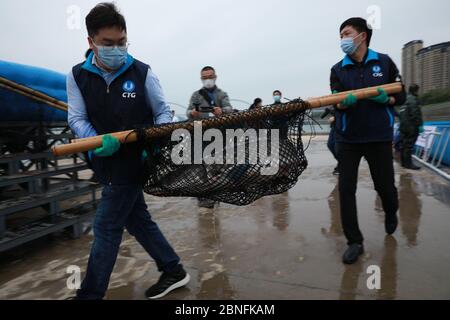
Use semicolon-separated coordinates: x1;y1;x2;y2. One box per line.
67;3;190;299
330;17;406;264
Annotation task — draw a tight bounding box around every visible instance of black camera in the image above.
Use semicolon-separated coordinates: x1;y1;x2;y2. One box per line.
199;106;215;113
320;107;332;119
194;103;215;113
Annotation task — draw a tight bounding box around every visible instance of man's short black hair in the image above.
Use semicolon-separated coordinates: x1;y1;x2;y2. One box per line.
254;98;262;104
273;90;282;95
85;48;93;59
201;66;215;73
340;17;373;47
86;2;127;38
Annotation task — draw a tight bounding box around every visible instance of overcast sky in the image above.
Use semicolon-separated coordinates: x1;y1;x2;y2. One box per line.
1;0;449;113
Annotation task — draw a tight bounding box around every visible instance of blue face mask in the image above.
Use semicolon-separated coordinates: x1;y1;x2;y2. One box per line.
273;95;281;103
93;43;128;70
340;33;362;55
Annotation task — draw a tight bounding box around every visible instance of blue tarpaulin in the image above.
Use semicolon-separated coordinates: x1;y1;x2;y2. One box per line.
0;60;67;123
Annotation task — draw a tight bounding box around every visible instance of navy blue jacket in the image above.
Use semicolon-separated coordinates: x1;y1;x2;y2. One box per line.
330;49;406;143
73;57;153;185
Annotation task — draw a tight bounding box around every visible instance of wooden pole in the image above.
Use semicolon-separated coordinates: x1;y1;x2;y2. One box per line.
0;76;68;112
53;82;403;156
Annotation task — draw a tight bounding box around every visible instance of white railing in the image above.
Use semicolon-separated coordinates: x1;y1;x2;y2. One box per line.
414;125;450;180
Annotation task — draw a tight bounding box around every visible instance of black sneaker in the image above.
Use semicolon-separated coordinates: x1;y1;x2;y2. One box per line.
402;156;421;170
404;164;421;170
342;244;364;264
145;266;190;299
385;213;398;235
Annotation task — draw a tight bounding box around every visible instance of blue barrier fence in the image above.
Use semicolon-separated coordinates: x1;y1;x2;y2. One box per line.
413;121;450;179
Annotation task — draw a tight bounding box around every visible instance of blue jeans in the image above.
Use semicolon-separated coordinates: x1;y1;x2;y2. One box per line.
76;184;180;300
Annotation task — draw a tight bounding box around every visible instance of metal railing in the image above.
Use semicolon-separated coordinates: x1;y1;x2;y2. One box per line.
413;125;450;180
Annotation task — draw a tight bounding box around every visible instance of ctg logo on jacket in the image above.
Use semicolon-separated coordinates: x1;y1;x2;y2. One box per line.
372;65;383;78
122;80;136;98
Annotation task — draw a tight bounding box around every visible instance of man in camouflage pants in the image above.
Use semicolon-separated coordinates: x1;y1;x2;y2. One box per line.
399;84;423;170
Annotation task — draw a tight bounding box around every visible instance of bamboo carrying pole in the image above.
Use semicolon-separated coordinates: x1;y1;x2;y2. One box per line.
53;82;403;156
0;76;68;112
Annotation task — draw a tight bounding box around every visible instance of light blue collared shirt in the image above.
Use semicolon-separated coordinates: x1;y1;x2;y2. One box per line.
67;54;173;139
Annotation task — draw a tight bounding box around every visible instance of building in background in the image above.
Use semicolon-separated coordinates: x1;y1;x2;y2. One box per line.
402;40;423;91
402;40;450;95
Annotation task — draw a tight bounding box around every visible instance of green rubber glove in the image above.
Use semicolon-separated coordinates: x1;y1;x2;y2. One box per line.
94;134;121;157
141;148;161;161
369;88;390;104
341;93;357;107
419;126;424;134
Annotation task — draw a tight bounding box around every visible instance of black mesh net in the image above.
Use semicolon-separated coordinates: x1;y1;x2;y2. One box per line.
137;101;310;206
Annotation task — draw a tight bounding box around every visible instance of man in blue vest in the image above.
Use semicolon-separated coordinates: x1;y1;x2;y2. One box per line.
67;2;190;299
330;17;406;264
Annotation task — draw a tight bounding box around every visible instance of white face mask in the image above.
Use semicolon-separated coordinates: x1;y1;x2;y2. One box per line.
202;79;216;89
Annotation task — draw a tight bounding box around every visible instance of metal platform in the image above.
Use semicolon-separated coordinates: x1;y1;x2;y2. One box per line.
0;123;100;252
0;200;98;253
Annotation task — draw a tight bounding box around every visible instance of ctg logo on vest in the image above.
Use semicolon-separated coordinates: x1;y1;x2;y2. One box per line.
372;65;383;78
122;80;136;98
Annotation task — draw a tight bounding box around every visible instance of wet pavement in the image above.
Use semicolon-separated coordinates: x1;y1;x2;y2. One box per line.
0;139;449;300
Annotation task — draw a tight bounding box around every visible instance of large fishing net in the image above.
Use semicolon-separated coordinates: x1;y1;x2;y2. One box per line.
136;100;311;206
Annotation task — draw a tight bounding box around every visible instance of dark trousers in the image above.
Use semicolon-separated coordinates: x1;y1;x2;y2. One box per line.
400;129;419;165
327;127;338;160
77;184;180;300
336;142;398;245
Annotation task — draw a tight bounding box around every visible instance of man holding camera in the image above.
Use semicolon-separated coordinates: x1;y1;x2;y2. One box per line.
187;66;233;120
187;66;233;208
